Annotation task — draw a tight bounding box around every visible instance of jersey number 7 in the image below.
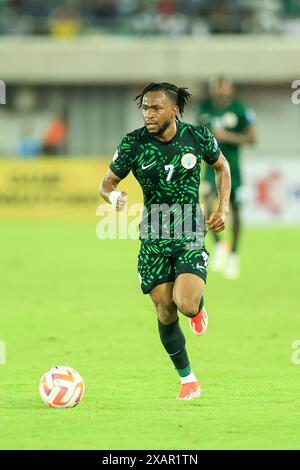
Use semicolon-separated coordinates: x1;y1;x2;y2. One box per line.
164;164;175;181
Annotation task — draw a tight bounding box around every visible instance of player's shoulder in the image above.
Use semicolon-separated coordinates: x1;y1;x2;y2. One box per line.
117;126;147;153
231;99;256;123
178;122;214;151
231;99;250;113
121;126;147;145
181;121;211;138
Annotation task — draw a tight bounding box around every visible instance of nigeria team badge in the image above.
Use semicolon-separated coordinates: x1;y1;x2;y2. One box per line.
181;153;197;169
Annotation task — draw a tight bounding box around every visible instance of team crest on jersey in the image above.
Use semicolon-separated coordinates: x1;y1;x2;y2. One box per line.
222;112;238;129
181;153;197;169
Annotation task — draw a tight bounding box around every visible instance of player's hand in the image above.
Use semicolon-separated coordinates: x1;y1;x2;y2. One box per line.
116;191;127;211
205;210;227;233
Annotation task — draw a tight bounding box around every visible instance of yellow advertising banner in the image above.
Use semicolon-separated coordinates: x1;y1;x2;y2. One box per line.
0;158;142;220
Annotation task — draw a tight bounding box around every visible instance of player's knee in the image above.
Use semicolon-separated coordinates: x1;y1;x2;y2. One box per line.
176;299;198;318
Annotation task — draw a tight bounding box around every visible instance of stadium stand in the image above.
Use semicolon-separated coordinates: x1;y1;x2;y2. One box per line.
0;0;300;36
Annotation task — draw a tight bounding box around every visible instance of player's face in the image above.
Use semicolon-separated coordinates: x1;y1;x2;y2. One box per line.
142;91;178;137
210;80;233;102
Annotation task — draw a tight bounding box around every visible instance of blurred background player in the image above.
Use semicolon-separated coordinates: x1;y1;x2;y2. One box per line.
198;76;256;279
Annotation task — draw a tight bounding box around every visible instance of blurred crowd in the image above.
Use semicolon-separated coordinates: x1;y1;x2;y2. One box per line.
16;116;67;158
0;0;300;36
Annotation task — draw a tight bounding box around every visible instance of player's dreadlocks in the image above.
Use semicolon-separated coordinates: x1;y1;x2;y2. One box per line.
135;82;192;117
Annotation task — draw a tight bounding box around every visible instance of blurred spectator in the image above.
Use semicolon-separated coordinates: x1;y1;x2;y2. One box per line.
49;3;81;37
0;0;299;36
16;126;41;158
157;0;177;15
94;0;117;20
42;116;67;156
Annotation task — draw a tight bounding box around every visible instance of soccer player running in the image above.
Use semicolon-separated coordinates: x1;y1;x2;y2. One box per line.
199;76;256;279
100;82;231;400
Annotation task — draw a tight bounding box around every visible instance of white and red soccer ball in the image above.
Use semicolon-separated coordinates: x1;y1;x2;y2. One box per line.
39;366;84;408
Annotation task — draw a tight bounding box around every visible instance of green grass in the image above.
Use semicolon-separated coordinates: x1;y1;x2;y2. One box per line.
0;222;300;450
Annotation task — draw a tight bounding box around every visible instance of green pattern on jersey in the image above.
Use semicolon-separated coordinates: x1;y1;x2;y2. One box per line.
110;120;220;254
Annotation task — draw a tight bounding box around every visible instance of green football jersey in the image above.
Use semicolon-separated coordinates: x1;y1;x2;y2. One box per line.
198;98;255;190
110;120;220;254
198;98;255;161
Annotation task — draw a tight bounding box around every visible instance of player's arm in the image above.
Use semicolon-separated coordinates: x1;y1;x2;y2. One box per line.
205;152;231;233
213;123;256;145
100;133;134;211
99;169;127;212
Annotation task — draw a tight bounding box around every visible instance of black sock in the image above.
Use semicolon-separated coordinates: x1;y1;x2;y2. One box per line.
158;318;191;376
231;244;238;253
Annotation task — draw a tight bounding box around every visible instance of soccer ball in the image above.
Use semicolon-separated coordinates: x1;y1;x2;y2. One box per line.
39;365;84;408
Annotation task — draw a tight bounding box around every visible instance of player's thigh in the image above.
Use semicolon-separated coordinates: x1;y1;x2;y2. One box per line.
150;281;174;306
231;202;241;221
230;185;242;214
204;166;218;198
204;191;218;216
149;282;177;324
230;166;242;207
172;249;208;316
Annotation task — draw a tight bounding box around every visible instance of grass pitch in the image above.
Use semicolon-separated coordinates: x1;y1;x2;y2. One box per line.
0;222;299;450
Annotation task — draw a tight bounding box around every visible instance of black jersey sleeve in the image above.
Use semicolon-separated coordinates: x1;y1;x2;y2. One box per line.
109;133;136;179
195;125;221;165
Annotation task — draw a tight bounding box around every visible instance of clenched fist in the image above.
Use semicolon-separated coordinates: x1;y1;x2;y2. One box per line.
116;191;127;211
205;210;227;233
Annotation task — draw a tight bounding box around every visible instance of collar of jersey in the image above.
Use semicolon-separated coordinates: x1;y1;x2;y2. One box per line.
148;120;180;145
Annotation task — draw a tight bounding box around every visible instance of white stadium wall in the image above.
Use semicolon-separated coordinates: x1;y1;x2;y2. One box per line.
0;36;300;84
0;36;300;156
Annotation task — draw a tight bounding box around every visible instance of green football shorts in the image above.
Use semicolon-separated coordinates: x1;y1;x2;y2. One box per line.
138;245;209;295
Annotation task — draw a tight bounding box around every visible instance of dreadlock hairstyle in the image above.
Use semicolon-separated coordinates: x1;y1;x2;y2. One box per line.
135;82;192;117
